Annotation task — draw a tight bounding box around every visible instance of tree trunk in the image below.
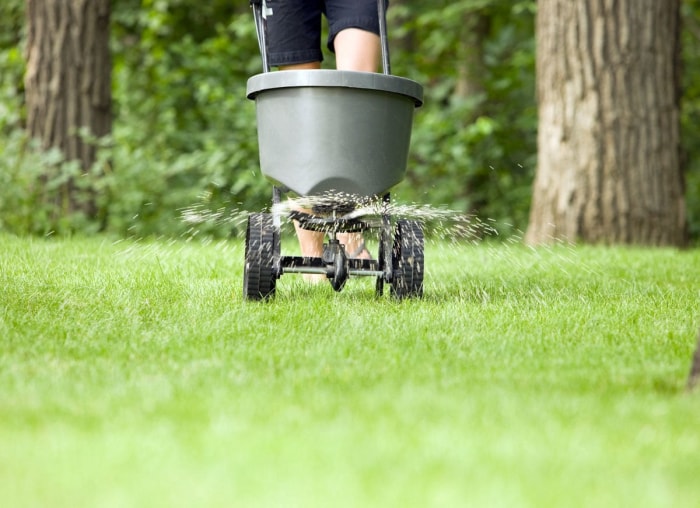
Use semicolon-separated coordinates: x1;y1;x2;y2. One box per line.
454;11;489;101
526;0;686;246
24;0;111;217
688;329;700;392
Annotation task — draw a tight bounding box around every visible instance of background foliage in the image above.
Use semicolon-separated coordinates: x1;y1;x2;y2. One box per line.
681;0;700;239
0;0;698;239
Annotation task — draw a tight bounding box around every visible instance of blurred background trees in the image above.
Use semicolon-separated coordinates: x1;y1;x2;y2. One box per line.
0;0;699;243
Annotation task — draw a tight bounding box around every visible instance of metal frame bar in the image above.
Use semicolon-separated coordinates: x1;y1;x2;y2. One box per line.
279;256;382;277
377;0;391;75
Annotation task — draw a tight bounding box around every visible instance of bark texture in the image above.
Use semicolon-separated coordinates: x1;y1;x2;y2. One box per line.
688;329;700;392
24;0;111;215
526;0;686;245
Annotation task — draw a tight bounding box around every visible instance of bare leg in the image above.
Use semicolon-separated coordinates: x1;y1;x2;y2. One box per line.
280;62;321;71
292;216;324;258
334;28;380;72
280;28;379;73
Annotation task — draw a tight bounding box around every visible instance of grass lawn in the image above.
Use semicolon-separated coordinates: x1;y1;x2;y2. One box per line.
1;233;699;507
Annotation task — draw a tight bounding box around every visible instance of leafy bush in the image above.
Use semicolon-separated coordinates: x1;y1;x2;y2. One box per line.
108;2;268;237
681;1;700;241
0;0;698;240
391;1;537;235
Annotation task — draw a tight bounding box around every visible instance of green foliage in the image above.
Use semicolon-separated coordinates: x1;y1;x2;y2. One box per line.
108;0;267;237
0;0;699;239
390;0;537;235
681;0;700;239
0;0;99;235
0;131;103;235
0;0;23;131
0;1;266;237
1;0;539;238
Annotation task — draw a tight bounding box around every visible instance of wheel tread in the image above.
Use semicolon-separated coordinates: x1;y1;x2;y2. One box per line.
243;213;277;300
391;219;424;299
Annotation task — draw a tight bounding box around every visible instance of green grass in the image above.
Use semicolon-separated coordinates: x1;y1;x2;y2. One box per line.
1;233;699;507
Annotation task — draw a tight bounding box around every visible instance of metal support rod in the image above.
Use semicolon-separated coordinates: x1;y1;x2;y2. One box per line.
272;186;283;230
271;186;282;275
281;266;383;278
380;192;392;281
252;1;270;73
377;0;391;75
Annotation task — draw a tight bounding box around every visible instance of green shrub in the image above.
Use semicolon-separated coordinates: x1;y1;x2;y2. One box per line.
0;0;698;240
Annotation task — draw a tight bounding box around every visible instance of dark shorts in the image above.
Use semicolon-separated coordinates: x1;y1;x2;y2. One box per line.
265;0;385;67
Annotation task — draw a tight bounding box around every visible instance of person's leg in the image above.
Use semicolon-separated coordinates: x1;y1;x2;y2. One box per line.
280;62;320;70
333;28;380;72
293;218;325;258
325;0;383;69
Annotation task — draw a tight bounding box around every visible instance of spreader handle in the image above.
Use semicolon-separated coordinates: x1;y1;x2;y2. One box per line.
377;0;391;75
251;0;270;73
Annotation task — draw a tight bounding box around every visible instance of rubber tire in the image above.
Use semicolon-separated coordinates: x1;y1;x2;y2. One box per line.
391;220;424;299
243;213;277;300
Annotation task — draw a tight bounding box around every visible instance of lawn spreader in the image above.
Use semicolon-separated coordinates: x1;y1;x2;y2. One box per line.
244;0;424;300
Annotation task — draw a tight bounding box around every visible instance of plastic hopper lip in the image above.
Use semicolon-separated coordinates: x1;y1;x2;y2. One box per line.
246;69;423;107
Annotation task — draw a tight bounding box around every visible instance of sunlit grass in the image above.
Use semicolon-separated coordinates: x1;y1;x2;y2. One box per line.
1;234;699;507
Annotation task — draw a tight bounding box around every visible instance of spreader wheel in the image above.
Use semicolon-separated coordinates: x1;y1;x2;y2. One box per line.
391;220;424;299
243;213;278;300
